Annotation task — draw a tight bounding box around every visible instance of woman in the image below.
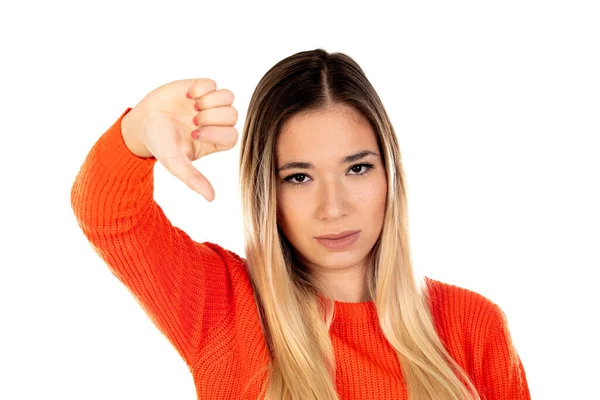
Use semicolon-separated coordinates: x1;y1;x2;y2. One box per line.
71;49;530;399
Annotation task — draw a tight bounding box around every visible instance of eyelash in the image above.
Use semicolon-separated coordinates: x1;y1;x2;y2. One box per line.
282;163;375;185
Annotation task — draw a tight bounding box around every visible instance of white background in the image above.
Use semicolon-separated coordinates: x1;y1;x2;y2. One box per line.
1;0;598;399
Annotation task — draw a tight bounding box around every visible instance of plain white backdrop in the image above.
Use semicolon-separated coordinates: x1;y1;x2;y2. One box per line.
1;0;598;398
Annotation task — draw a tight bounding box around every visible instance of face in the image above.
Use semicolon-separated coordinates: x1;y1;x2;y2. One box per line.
275;104;388;276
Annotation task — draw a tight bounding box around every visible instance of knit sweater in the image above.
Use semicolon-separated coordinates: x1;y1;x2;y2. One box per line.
70;107;531;400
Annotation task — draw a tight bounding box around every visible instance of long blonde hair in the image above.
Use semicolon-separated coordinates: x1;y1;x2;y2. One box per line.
238;49;481;400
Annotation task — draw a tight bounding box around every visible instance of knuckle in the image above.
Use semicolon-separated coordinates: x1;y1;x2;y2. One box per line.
192;78;217;99
201;78;217;92
224;127;238;148
195;111;208;126
222;89;234;103
196;96;210;110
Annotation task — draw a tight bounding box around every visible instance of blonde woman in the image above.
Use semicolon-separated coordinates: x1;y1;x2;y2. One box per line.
71;49;530;399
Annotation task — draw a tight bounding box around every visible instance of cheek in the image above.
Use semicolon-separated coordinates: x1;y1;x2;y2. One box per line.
376;179;388;212
375;185;387;220
356;177;387;213
277;190;307;238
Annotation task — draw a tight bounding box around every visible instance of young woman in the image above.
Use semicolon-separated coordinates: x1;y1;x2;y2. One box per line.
71;49;530;399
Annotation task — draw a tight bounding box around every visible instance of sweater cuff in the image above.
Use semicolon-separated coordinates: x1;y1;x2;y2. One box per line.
98;107;158;171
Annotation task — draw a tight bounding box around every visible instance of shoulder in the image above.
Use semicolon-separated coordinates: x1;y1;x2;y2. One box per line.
424;276;502;326
198;241;250;281
424;278;530;396
423;277;506;352
201;241;247;265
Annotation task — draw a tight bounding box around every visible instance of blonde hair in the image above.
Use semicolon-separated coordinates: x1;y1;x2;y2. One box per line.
238;49;481;400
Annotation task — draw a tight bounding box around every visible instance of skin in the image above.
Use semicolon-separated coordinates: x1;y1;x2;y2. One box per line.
275;103;388;303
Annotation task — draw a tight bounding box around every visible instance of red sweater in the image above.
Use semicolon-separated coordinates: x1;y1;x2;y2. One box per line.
71;108;531;399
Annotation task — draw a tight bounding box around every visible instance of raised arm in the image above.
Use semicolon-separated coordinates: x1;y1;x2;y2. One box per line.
70;79;239;367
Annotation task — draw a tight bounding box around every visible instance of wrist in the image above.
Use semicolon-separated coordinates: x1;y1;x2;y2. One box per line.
121;108;153;158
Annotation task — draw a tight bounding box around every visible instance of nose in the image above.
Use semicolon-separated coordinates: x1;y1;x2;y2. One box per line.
316;178;349;221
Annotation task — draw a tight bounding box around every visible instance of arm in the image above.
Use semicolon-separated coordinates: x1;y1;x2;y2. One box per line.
70;108;225;367
482;305;531;399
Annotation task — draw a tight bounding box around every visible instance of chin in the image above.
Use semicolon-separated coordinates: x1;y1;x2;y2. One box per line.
314;250;365;270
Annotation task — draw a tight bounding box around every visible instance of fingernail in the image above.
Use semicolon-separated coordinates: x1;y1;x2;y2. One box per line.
194;102;200;111
191;129;201;139
192;115;199;126
186;92;192;99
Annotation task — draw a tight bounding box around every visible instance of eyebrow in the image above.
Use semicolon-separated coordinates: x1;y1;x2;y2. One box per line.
276;150;379;173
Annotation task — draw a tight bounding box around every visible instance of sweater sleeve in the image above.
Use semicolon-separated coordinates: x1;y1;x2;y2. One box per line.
482;304;531;400
70;107;227;368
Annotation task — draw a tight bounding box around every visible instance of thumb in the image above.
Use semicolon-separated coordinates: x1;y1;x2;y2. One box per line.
162;155;215;201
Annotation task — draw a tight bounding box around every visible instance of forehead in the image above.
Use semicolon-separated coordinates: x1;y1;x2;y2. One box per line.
276;104;377;161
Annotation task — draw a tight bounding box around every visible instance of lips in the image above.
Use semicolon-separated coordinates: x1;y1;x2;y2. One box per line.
315;230;360;240
315;231;361;250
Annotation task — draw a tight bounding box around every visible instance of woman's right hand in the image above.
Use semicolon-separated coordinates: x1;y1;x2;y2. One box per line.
121;78;238;202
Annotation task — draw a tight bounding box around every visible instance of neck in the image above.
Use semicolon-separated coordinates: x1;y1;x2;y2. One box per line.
312;261;370;303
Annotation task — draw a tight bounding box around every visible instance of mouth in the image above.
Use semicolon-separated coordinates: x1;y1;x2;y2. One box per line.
314;230;361;250
315;230;360;240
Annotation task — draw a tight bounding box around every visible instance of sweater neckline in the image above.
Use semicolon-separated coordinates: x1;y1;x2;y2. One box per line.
332;299;377;322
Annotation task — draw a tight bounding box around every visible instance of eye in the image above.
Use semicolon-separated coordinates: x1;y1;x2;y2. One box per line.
283;173;312;185
348;163;374;175
282;163;375;185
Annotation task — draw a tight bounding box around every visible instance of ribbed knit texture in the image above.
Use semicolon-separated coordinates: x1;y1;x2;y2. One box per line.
71;108;531;399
